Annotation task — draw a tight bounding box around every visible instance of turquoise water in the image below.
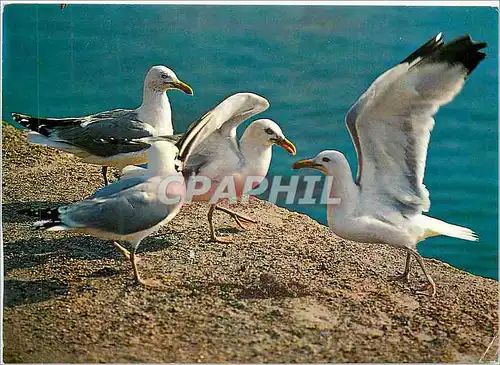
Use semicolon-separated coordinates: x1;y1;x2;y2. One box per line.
3;4;498;279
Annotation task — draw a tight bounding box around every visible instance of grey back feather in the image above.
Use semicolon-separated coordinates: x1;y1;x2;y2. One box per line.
59;177;176;235
52;110;159;157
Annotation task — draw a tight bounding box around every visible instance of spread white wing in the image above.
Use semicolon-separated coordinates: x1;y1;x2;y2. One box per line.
178;92;269;178
346;34;486;217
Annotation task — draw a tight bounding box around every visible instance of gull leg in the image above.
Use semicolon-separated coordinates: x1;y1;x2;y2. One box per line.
129;247;164;288
102;166;109;186
112;241;130;260
130;249;144;284
409;249;436;297
208;204;234;244
215;205;257;229
389;252;412;283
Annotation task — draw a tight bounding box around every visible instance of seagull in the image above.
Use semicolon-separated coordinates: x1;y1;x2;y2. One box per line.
12;65;193;185
32;104;212;286
121;93;296;243
292;34;486;296
186;115;297;243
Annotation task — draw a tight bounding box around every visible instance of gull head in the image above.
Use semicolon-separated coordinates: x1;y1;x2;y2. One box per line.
145;65;194;95
243;119;296;155
292;150;347;175
147;140;180;175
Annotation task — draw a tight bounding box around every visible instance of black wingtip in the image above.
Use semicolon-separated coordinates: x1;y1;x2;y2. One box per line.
18;205;59;219
18;205;62;230
11;112;44;133
28;207;61;230
435;34;487;75
402;33;487;76
11;112;27;124
400;32;445;65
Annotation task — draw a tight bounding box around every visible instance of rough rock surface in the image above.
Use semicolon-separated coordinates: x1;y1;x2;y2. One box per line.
2;123;498;363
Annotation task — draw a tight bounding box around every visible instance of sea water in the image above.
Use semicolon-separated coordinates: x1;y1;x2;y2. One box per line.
2;4;498;279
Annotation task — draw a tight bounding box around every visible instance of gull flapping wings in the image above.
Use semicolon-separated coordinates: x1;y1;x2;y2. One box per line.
292;33;485;296
173;93;296;244
345;33;486;217
176;92;270;178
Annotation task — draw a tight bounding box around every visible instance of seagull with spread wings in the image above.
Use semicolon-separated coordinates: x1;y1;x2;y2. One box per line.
181;93;296;243
122;93;296;243
293;34;486;296
12;65;193;185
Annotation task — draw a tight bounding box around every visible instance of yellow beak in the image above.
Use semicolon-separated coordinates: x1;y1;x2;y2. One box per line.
275;137;297;156
292;158;328;174
171;80;194;95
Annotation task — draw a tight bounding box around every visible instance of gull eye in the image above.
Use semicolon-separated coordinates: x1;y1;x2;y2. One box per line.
161;74;169;79
322;157;331;163
264;128;274;135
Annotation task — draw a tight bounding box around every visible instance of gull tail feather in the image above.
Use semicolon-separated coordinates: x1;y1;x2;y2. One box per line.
419;215;478;241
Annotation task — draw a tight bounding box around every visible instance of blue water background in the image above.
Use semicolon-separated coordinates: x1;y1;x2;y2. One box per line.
2;5;498;279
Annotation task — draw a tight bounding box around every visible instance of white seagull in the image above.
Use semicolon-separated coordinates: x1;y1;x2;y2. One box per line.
122;93;296;243
32;108;211;286
12;65;193;185
183;93;296;243
293;34;486;296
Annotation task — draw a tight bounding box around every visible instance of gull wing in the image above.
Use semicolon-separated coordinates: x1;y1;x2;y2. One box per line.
176;92;269;171
56;175;181;236
12;109;158;157
346;34;486;216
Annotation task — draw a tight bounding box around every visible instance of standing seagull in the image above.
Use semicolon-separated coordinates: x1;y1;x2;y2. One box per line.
12;65;193;185
293;34;486;296
33;141;185;286
122;93;296;243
